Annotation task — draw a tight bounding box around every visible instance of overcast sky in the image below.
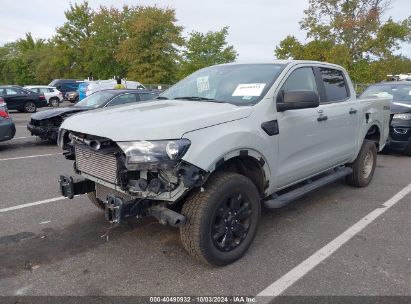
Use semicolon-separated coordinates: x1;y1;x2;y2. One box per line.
0;0;410;61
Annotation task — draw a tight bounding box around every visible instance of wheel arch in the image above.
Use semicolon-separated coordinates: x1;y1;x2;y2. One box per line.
364;124;382;149
208;149;271;197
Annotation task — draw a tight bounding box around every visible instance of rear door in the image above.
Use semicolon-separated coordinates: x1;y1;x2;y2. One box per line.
2;88;27;110
314;67;359;163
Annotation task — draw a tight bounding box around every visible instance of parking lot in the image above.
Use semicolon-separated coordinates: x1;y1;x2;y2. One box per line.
0;104;410;300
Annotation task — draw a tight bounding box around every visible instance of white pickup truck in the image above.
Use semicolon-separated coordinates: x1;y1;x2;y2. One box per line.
58;61;390;266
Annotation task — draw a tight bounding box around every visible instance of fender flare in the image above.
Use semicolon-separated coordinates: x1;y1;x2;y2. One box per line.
207;148;272;191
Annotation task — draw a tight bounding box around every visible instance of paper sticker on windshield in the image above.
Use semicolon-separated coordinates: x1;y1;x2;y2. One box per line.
197;76;210;93
232;83;266;97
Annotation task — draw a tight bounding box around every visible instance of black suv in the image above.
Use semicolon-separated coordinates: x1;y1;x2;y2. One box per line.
48;79;84;99
0;86;48;113
361;82;411;156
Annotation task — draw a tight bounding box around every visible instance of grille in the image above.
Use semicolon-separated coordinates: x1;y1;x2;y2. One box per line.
75;145;118;184
30;119;42;126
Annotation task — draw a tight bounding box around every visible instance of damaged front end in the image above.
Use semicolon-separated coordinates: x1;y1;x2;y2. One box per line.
58;128;206;226
28;117;63;141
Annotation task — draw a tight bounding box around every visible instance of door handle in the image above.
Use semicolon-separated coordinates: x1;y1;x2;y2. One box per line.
317;115;328;122
349;108;357;115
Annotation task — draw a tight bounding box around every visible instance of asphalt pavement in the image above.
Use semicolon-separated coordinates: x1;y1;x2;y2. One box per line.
0;104;410;301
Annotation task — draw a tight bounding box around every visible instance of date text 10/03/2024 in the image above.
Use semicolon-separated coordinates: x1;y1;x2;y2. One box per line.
149;296;256;303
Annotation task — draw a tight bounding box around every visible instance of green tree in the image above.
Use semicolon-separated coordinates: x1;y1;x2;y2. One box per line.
0;33;47;85
275;0;411;83
88;6;131;79
116;6;184;84
55;1;94;78
178;27;237;78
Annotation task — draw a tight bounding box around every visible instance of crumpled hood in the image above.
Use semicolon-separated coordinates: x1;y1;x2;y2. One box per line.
31;107;89;120
60;100;253;141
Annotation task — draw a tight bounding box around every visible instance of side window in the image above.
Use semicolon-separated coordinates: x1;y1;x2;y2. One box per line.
69;84;79;91
139;93;157;101
107;94;138;107
319;68;349;102
39;88;49;93
281;67;318;93
6;88;19;95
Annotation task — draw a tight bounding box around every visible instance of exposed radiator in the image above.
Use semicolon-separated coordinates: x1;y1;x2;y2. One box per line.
75;145;118;184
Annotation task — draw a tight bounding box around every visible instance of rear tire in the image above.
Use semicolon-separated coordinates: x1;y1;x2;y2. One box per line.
49;97;60;107
24;101;37;113
87;192;105;210
346;140;377;187
180;172;261;266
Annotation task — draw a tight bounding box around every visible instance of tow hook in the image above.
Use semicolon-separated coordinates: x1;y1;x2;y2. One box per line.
104;195;186;227
147;205;186;227
59;175;95;199
105;195;125;224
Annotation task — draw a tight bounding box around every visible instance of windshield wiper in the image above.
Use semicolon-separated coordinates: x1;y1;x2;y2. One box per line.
155;96;168;100
173;96;222;103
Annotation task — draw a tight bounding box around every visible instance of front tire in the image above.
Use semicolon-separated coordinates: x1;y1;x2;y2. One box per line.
180;172;261;266
346;140;377;187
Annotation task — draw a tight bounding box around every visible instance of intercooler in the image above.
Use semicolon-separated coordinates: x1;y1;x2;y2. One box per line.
75;145;118;184
95;183;133;202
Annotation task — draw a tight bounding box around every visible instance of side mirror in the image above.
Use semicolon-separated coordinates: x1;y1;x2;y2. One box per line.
277;90;320;112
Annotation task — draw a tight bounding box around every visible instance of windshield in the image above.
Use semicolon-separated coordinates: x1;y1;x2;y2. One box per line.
361;84;411;104
159;64;286;106
75;91;117;108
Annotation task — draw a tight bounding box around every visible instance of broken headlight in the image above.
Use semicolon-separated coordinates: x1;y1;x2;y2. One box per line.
117;139;191;170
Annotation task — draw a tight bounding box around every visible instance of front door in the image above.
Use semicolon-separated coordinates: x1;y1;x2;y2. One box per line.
276;66;328;188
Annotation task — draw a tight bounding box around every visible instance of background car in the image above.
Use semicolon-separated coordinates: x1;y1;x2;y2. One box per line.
48;79;84;99
78;79;146;101
28;89;159;142
360;81;411;155
66;91;79;103
0;97;16;142
0;85;48;113
24;85;63;107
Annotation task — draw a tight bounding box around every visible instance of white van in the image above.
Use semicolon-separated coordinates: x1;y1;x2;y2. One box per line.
84;80;146;97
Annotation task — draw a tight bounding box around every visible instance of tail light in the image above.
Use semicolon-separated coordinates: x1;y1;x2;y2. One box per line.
0;109;9;119
0;97;4;105
39;94;46;100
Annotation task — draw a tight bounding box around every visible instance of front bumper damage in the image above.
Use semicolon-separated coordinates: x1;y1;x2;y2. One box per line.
58;130;206;226
59;175;187;227
28;120;60;141
388;119;411;152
